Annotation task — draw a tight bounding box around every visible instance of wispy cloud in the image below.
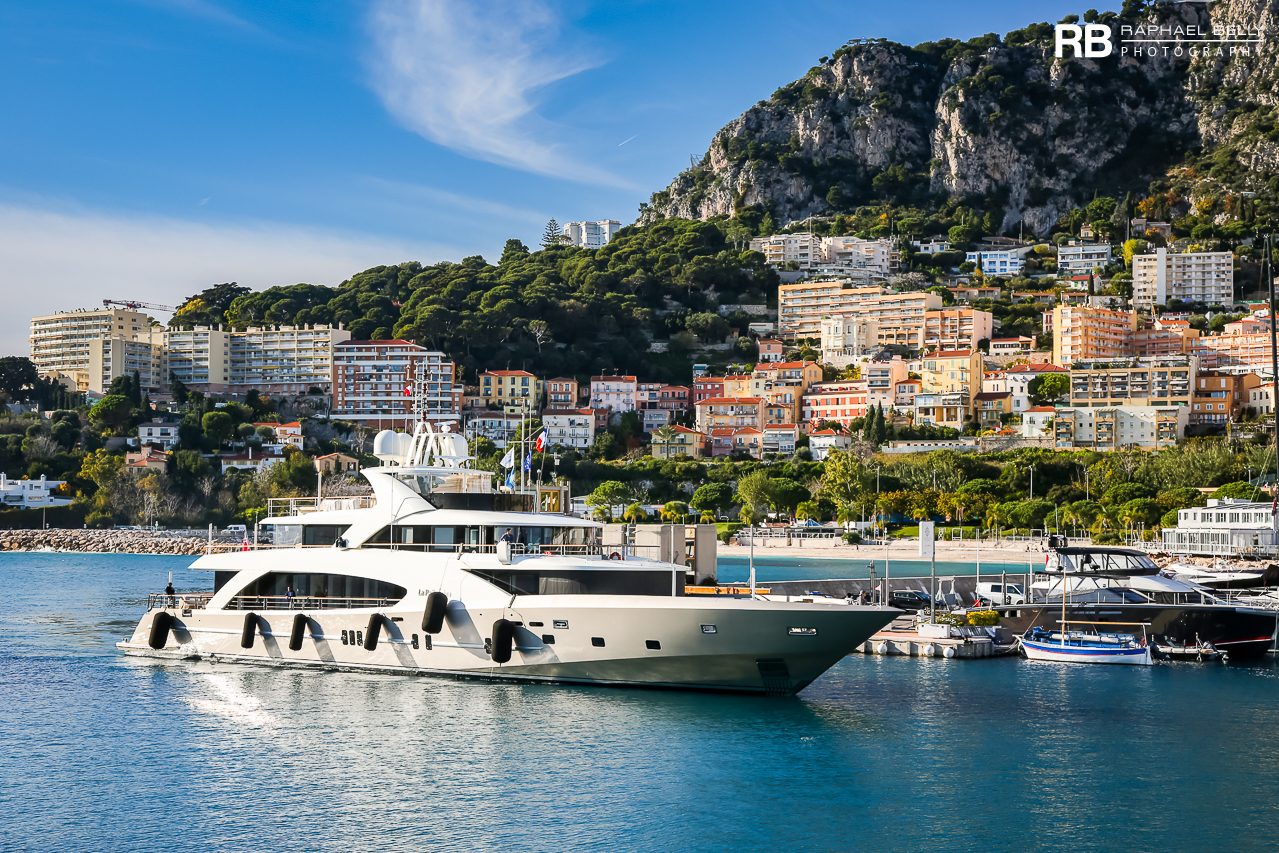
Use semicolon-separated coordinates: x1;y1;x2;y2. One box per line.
359;176;551;227
128;0;266;36
366;0;626;187
0;200;472;355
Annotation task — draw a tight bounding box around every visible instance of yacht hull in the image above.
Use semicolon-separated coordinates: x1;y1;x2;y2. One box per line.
119;598;898;695
1021;638;1152;665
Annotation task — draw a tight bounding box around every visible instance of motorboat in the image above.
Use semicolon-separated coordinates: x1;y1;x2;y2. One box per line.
999;545;1278;661
118;421;898;695
1021;624;1153;666
1164;560;1266;590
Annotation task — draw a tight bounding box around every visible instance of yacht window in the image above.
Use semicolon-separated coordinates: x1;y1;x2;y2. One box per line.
229;572;407;609
269;524;302;547
645;640;661;650
541;634;555;644
591;637;605;647
302;525;347;547
466;568;681;596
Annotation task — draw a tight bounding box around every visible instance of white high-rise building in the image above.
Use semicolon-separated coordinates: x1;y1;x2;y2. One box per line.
29;307;165;394
562;220;622;249
1132;248;1234;308
164;325;351;394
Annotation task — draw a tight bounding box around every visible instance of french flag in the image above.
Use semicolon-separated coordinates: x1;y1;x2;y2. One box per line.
535;430;545;452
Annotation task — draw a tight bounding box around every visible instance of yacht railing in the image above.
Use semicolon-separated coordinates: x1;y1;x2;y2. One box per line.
225;594;399;611
148;591;214;610
266;495;375;516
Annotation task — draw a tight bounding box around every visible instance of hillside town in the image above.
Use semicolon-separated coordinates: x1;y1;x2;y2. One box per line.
16;219;1275;481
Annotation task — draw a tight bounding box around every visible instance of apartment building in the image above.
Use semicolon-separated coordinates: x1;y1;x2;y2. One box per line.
922;308;994;353
801;381;868;427
777;282;941;341
589;374;638;413
561;219;621;249
1067;356;1196;408
692;376;725;405
750;361;823;425
165;325;351;394
819;315;878;368
164;327;232;389
974;391;1013;429
636;383;690;415
330;340;459;428
920;350;982;397
464;411;522;448
29;307;164;393
1054;406;1188;450
988;336;1035;357
1057;243;1113;275
651;425;706;460
865;356;909;409
695;397;765;432
808;429;853;460
708;427;763;459
965;247;1032;276
1132;248;1234;308
913;393;970;431
1192;316;1275;370
1051;305;1136;366
757;338;785;363
984;363;1067;413
1191;371;1238;427
545;377;580;408
479;369;542;411
86;334;167;396
762;423;799;456
749;235;898;276
541;408;597;450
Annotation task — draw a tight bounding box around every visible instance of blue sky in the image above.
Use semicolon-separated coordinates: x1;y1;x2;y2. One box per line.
0;0;1103;352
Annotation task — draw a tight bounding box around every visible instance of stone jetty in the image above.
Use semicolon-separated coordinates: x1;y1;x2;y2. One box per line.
0;528;224;555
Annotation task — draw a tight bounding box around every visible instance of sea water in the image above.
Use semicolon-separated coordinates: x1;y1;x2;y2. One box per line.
2;552;1278;851
717;552;1040;584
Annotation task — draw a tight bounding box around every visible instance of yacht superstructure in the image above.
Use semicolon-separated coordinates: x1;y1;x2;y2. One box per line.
119;422;898;694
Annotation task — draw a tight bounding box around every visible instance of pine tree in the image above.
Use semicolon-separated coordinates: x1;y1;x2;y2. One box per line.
541;219;564;249
874;404;889;446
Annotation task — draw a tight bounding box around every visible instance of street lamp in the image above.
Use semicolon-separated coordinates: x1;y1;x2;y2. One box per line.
1028;464;1035;500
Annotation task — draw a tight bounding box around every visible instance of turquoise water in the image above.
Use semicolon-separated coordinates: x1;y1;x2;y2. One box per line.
3;552;1279;851
718;553;1039;583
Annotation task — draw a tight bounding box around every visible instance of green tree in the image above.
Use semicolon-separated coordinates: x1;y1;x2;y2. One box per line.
88;394;136;434
0;356;39;401
201;411;235;448
586;480;633;520
1028;373;1069;405
541;219;566;249
736;469;774;522
690;482;733;516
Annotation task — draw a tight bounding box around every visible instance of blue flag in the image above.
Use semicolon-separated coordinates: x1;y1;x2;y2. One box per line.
523;452;532;472
505;470;515;489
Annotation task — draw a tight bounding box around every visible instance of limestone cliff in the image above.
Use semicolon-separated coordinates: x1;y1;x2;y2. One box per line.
645;0;1279;235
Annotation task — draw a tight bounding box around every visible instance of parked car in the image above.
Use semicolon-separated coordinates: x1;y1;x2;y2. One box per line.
889;589;932;611
223;524;247;536
975;582;1025;606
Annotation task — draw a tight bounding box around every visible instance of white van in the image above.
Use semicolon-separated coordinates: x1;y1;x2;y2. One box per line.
223;524;247;536
975;582;1025;605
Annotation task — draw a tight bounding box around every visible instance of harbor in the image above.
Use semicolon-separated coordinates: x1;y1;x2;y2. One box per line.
6;549;1279;851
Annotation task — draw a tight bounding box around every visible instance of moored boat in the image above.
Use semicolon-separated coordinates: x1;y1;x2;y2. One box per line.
118;420;899;695
1020;624;1153;666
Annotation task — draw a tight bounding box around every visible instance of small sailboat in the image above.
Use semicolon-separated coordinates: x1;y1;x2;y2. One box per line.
1021;622;1153;666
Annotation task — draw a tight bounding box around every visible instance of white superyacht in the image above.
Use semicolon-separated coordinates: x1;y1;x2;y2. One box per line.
119;422;897;695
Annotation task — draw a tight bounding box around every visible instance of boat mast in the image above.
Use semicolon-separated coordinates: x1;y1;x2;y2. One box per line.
1268;233;1278;545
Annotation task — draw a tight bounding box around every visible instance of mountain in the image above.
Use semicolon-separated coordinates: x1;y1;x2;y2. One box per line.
644;0;1279;237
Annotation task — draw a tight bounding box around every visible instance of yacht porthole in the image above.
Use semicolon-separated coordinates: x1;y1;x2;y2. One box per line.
591;637;606;647
541;634;555;645
645;640;661;650
700;625;717;634
340;630;349;646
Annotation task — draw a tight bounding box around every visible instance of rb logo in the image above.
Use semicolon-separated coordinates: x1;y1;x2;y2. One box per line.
1055;24;1113;58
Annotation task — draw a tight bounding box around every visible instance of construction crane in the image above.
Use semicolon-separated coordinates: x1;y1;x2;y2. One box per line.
102;298;177;312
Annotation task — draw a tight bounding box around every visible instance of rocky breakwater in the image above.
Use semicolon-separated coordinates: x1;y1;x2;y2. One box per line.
0;528;216;555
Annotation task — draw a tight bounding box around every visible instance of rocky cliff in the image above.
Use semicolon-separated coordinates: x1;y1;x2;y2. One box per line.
646;0;1279;235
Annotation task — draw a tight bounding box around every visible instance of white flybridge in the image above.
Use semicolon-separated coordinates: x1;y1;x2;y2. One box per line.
119;421;899;694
